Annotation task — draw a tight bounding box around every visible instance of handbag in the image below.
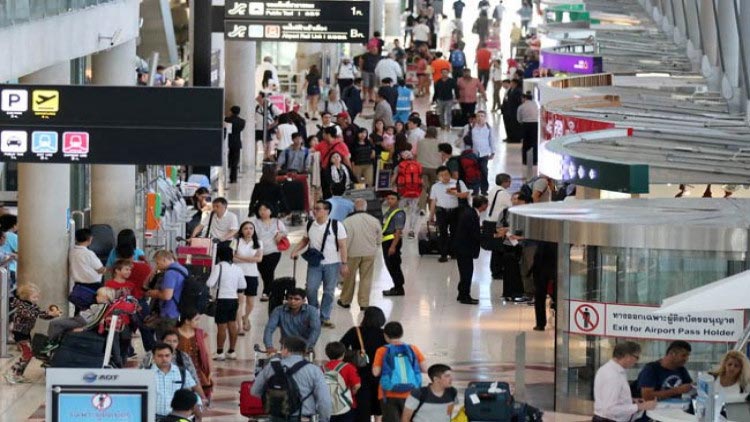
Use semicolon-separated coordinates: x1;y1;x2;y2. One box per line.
205;264;223;317
301;220;332;267
276;220;290;251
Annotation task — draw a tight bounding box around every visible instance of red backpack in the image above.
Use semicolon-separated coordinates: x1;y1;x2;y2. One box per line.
396;160;423;198
458;150;482;186
97;296;139;335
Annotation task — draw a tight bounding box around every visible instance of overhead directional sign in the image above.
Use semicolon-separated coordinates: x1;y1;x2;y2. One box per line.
0;85;223;165
223;0;370;43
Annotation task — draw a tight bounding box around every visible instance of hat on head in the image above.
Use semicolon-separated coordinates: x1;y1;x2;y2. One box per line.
337;111;350;120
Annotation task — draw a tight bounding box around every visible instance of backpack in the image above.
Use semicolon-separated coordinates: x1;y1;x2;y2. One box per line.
450;50;466;68
396;160;423;198
458;150;482;186
97;295;139;335
264;360;312;419
168;267;211;315
380;344;422;393
324;362;353;415
520;176;544;201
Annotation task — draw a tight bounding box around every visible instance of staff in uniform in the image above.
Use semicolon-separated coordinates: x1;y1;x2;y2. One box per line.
381;192;407;297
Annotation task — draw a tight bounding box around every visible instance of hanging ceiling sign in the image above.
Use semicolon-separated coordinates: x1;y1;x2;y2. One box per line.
223;0;370;43
0;84;223;166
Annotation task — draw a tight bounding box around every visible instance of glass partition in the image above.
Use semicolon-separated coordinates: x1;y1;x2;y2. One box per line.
556;245;746;414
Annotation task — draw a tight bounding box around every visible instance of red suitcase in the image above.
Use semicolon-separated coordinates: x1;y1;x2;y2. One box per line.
239;380;265;418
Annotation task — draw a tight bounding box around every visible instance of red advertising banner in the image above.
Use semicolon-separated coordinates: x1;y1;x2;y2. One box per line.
538;107;616;179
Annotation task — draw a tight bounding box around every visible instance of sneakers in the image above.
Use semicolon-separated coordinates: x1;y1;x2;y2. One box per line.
407;231;415;240
260;294;270;302
213;352;226;361
226;351;238;360
322;320;336;328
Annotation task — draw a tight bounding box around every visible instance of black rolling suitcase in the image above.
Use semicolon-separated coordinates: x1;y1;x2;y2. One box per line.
451;109;467;127
426;111;440;127
49;330;122;368
418;222;441;255
464;381;513;422
277;174;310;213
344;188;383;220
268;259;298;316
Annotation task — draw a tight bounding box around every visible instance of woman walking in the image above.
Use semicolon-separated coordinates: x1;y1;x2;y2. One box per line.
233;221;263;335
250;202;288;302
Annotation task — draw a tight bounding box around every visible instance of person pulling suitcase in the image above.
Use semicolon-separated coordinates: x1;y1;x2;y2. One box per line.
263;288;322;354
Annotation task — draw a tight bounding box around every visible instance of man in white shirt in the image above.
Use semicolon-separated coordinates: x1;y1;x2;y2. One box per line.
374;54;404;87
275;115;298;151
594;342;656;421
191;197;240;262
517;93;539;166
467;110;496;195
291;200;348;329
486;173;512;280
412;18;431;47
429;166;470;263
406;116;425;157
69;228;106;288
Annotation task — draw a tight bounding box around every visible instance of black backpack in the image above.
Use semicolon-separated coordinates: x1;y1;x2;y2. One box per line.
168;267;211;315
264;360;313;419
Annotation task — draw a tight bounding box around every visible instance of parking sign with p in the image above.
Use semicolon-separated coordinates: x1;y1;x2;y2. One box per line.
1;90;28;116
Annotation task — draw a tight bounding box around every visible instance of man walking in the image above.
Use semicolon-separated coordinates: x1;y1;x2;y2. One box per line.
394;79;415;123
340;199;382;309
152;343;200;419
432;69;458;131
475;43;492;90
594;342;656;421
486;174;513;279
456;69;485;118
342;78;364;123
429;166;469;263
291;200;349;328
381;192;407;297
225;105;246;184
454;196;487;304
467;111;496;195
263;288;321;352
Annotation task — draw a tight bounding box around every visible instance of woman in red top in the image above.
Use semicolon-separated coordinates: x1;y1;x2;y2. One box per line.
325;341;361;422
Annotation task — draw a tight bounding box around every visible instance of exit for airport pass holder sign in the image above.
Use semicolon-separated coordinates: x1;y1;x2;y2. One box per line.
224;0;370;42
568;300;744;343
0;84;223;166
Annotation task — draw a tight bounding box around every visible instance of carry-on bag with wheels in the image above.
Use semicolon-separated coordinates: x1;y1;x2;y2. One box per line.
418;221;441;255
240;380;265;417
268;259;298;316
426;110;440;127
464;381;513;422
50;315;122;369
277;173;310;214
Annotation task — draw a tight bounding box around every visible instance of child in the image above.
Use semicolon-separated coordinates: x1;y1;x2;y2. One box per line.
324;341;361;422
5;283;61;384
104;259;143;299
46;287;116;344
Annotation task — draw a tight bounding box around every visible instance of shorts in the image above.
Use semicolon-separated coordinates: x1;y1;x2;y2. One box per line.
12;331;30;342
214;299;239;324
307;85;321;97
362;71;377;88
238;276;259;296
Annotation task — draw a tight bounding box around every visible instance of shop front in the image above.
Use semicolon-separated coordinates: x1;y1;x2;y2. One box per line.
510;198;750;414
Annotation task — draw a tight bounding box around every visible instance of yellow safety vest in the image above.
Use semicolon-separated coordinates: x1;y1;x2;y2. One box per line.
382;208;404;241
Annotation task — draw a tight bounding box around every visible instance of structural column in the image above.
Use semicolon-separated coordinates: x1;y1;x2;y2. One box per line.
90;39;137;236
17;62;72;309
370;0;384;38
699;0;719;68
717;0;740;97
224;40;257;182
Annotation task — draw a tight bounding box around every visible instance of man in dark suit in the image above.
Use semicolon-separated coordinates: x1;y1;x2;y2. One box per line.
454;196;489;304
224;105;246;183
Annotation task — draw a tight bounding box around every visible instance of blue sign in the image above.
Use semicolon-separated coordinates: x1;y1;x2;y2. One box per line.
57;392;143;422
31;131;58;153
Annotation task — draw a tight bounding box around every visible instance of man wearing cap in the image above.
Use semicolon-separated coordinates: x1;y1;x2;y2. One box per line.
381;191;407;297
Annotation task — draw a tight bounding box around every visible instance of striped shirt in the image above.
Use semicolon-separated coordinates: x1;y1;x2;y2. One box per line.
154;363;198;416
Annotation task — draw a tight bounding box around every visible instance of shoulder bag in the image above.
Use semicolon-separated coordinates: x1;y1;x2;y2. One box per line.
204;264;222;317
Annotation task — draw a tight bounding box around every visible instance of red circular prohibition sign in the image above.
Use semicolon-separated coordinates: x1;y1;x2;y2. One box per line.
574;304;600;332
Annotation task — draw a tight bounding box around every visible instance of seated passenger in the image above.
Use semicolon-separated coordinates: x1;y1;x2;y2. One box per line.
47;287;116;344
636;340;694;401
711;350;750;397
263;288;321;354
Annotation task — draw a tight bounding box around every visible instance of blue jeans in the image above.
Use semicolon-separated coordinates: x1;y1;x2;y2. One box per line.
306;262;341;321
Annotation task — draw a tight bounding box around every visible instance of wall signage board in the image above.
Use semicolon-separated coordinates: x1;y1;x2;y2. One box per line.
568;300;744;343
540;50;603;75
0;85;223;165
223;0;370;43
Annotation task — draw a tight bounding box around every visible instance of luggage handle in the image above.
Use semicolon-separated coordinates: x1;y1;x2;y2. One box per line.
102;315;118;368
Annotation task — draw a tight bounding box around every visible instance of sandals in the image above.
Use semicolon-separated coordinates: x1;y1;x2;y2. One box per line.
242;315;251;332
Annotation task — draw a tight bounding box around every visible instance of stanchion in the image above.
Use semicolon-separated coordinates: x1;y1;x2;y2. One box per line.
0;268;11;358
514;331;526;401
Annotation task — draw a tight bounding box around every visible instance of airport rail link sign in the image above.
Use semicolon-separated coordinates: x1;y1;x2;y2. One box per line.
0;84;223;165
224;0;370;42
568;300;744;343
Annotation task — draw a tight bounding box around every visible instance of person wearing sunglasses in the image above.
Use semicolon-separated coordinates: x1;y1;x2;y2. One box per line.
263;288;321;354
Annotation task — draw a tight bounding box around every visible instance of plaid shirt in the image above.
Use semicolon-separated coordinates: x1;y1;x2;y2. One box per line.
153;363;198;416
10;298;53;336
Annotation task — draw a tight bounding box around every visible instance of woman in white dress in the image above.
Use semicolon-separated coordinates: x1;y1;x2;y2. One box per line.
233;221;263;335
